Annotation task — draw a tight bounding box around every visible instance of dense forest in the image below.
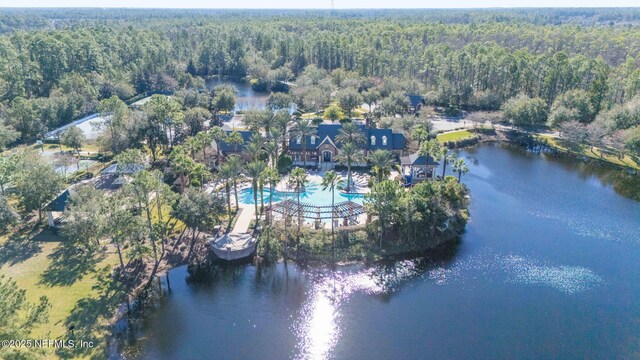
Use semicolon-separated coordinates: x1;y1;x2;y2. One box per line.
0;10;639;358
0;8;639;154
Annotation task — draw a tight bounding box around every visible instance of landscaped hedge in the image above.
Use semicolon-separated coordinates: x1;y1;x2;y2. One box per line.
68;170;94;183
472;127;497;135
442;136;480;149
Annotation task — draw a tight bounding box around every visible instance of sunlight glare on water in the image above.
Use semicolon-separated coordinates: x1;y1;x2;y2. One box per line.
428;249;603;294
293;263;422;359
295;289;339;360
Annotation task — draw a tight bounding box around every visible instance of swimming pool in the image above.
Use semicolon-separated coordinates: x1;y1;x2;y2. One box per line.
238;181;364;206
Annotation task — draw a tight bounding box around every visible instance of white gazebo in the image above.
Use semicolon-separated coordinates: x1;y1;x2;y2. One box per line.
400;153;440;184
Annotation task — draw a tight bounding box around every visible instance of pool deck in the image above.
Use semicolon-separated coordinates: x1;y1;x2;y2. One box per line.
210;232;257;261
209;170;371;260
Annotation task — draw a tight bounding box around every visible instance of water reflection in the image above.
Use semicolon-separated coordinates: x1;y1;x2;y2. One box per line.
127;144;640;360
428;249;604;294
206;78;268;111
509;144;639;201
292;250;458;360
295;287;339;360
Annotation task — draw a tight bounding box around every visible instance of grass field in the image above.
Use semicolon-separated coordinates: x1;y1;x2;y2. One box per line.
0;226;122;359
300;112;320;119
538;135;640;170
437;129;477;142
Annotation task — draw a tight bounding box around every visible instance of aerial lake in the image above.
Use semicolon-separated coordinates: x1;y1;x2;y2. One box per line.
206;78;269;112
124;144;640;359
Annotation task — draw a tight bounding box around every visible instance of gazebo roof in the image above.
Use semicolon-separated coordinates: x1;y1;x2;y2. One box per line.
45;188;76;212
400;153;439;166
102;163;145;175
270;199;365;219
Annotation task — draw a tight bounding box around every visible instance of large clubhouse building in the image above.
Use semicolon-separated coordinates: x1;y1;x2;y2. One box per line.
288;124;406;169
214;123;407;170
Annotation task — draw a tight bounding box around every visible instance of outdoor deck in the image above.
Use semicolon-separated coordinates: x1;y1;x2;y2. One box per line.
209;189;257;261
210;232;257;261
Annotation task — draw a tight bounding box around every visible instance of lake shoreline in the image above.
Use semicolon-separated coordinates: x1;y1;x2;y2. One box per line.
115;143;640;360
464;127;639;172
250;213;468;267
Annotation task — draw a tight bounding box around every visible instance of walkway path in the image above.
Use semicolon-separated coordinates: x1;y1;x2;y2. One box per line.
210;193;258;260
232;204;255;233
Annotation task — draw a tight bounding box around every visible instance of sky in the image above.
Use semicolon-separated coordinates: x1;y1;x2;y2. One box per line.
0;0;638;9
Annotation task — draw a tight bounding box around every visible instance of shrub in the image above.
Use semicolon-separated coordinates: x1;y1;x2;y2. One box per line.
277;154;293;174
68;170;94;183
445;106;463;117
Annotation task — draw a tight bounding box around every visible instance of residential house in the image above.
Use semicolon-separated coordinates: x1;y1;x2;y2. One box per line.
212;130;254;163
407;94;425;114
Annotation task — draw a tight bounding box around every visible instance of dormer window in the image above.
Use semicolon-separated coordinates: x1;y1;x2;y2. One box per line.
310;136;316;145
296;136;301;144
382;136;387;146
370;135;376;146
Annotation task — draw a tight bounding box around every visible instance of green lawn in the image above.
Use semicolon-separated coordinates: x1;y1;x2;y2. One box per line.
300;112;320;119
538;135;640;170
437;130;477;142
0;226;121;359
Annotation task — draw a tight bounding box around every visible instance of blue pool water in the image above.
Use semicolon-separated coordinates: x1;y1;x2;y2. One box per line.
239;181;364;206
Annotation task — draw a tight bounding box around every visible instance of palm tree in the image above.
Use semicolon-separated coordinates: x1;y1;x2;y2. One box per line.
244;109;278;134
190;163;210;189
263;140;279;168
226;131;244;153
170;147;196;189
442;152;457;179
428;143;447;180
452;158;469;182
244;161;267;225
288;167;308;233
184;136;202;160
335;142;363;192
419;139;442;167
273;111;291;151
225;155;243;210
245;133;264;161
368;149;397;183
336;122;365;146
242;110;264;132
217;163;235;220
261;167;280;224
412;125;429;148
292;119;317;168
260;110;277;135
321;170;345;250
210;126;226;166
195;130;213;163
258;170;265;216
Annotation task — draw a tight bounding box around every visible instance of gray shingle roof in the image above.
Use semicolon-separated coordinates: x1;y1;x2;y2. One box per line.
407;94;425;109
45;188;75;212
400;153;439;166
102;163;145;175
289;124;405;151
219;130;253;153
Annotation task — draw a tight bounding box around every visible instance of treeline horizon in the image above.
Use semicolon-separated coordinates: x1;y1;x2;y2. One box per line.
3;7;640;31
0;7;639;155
